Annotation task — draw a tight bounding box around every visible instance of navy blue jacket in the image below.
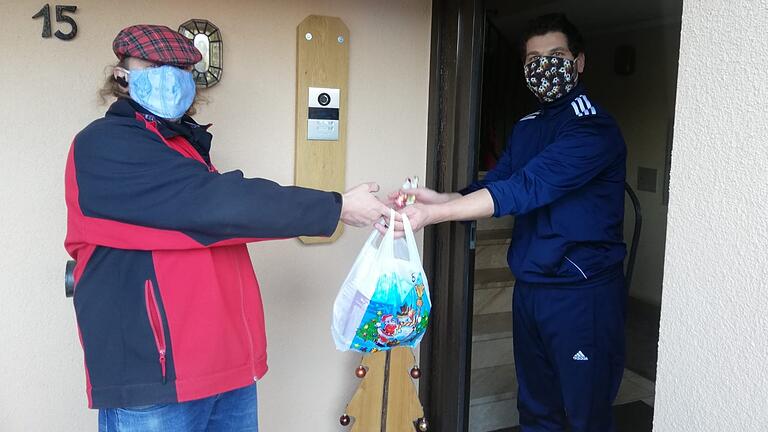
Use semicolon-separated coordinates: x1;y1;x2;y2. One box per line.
464;85;626;284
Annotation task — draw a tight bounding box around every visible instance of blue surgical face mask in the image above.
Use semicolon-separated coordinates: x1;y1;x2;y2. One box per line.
120;65;196;120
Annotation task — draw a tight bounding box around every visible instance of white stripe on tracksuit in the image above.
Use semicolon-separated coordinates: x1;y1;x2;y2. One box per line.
580;95;597;115
571;95;597;117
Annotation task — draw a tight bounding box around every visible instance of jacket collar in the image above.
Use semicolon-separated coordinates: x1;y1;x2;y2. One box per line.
105;98;211;139
538;82;587;113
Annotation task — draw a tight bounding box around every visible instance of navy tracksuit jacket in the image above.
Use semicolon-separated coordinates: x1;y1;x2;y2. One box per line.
464;84;627;431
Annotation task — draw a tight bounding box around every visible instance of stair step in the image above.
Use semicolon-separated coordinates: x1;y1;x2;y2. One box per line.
477;215;515;231
475;268;515;290
470;363;517;400
473;286;513;315
470;390;517;407
470;365;518;431
469;395;519;431
475;242;510;269
476;229;513;246
472;336;514;370
473;312;513;342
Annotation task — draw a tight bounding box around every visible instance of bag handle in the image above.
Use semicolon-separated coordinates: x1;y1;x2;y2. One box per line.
400;213;423;268
379;209;397;252
361;209;396;254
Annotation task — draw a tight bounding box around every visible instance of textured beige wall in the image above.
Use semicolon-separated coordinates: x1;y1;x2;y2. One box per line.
654;0;768;430
586;23;682;305
0;0;432;430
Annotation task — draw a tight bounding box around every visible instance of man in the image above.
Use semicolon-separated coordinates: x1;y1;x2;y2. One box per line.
397;13;627;432
66;24;390;431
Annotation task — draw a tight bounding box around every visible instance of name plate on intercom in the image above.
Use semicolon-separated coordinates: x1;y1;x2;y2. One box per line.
307;87;340;141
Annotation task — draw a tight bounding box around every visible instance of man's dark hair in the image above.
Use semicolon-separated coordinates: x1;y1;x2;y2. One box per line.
520;13;584;58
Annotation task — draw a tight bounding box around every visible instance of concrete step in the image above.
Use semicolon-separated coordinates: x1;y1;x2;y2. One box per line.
469;395;519;432
475;243;509;270
472;312;513;342
473;285;513;316
477;229;513;246
471;335;514;370
470;363;517;401
477;215;515;231
475;229;512;269
474;267;515;290
469;363;519;431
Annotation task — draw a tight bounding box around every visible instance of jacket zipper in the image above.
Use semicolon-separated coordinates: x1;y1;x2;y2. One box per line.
142;117;216;172
564;256;588;280
144;280;168;384
235;262;257;382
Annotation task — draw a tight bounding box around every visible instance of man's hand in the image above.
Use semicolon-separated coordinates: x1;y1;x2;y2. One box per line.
387;187;459;209
400;203;436;232
393;188;496;234
341;183;391;228
373;202;437;237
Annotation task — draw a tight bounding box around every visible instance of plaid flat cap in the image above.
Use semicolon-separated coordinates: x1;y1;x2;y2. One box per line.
113;24;202;67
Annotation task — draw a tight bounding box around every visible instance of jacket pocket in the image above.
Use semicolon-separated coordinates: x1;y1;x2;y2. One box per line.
564;256;589;280
144;280;167;384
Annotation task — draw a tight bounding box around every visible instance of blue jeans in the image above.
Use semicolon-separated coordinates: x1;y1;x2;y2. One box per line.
98;384;258;432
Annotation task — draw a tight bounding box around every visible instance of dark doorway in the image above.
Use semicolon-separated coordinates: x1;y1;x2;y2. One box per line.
421;1;683;431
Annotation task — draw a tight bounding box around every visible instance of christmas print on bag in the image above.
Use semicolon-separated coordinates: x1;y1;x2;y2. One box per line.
332;210;431;353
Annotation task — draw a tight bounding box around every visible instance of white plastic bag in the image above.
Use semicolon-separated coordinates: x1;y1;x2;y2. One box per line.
332;210;431;353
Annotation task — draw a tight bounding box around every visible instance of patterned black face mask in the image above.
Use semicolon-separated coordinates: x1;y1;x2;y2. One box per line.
524;56;579;103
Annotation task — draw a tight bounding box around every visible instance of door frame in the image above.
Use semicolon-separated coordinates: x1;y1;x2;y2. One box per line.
418;0;486;430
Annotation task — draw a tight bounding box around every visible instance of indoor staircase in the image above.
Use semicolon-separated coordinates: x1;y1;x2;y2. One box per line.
469;214;519;431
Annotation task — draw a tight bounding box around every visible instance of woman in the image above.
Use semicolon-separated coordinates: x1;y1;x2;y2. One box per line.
65;24;389;431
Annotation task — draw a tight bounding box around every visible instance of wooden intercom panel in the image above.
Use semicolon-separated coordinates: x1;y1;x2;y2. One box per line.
295;15;349;244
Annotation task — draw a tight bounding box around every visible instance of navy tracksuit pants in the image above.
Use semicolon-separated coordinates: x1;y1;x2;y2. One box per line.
513;266;627;432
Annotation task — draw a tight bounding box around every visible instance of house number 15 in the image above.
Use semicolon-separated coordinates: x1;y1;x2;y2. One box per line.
32;4;78;40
